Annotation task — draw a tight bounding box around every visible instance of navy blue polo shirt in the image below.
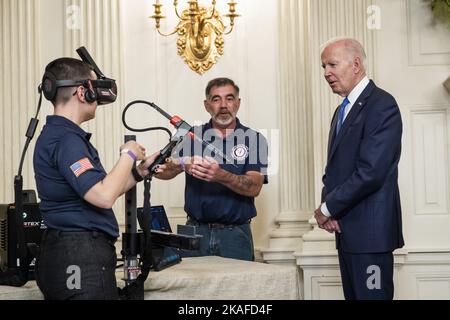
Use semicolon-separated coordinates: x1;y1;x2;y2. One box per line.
33;115;119;238
175;118;268;225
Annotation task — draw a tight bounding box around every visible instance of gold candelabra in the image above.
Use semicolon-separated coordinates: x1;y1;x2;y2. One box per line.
150;0;240;75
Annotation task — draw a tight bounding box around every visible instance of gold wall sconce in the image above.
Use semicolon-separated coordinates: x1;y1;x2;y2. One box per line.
150;0;240;75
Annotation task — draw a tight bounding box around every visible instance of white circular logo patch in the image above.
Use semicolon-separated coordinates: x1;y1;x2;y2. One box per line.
231;145;249;161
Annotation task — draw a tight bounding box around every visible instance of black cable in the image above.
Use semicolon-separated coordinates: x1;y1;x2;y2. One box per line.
18;89;42;176
122;100;173;139
0;87;44;286
18;140;31;176
35;85;43;118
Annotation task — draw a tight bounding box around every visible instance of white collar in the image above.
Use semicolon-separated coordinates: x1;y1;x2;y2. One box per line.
347;76;370;105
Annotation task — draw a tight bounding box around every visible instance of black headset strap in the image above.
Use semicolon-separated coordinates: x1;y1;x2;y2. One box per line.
53;79;114;89
53;79;85;88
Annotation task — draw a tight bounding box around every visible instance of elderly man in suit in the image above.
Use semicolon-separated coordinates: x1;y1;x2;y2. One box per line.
315;38;404;300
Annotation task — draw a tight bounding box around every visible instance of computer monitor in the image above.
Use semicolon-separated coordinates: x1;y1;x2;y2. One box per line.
137;205;172;233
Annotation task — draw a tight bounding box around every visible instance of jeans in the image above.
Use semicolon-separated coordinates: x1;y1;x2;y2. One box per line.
35;229;119;300
180;218;254;261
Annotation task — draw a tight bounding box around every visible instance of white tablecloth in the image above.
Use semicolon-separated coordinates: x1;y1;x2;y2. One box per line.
0;280;43;300
0;256;300;300
142;256;300;300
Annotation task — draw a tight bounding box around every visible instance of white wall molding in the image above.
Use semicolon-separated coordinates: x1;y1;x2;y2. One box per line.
406;0;450;66
404;250;450;265
300;249;407;300
311;276;343;300
410;106;449;216
397;250;450;299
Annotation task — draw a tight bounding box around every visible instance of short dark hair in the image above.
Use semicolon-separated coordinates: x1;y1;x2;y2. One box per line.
43;57;93;106
205;77;240;99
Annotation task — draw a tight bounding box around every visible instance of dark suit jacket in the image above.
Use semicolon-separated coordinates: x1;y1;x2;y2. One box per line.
322;80;404;253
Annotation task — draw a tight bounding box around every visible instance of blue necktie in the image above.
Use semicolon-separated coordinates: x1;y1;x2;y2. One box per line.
336;97;350;134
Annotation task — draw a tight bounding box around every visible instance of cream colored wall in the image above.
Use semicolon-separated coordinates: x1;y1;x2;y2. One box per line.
374;0;450;250
375;0;450;300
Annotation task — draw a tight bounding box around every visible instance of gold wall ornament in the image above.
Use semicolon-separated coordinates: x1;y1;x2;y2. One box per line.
150;0;240;75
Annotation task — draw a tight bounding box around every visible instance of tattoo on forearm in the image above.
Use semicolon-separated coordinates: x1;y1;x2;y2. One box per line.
237;175;255;190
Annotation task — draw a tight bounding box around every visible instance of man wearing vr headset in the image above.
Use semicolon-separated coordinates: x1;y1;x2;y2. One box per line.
33;57;158;300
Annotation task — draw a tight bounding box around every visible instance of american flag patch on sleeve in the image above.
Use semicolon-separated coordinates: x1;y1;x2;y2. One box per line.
70;157;94;177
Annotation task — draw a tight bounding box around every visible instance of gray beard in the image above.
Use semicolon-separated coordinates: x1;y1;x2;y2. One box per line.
212;113;234;127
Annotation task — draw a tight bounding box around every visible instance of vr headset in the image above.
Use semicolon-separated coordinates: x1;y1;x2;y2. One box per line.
41;46;117;105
